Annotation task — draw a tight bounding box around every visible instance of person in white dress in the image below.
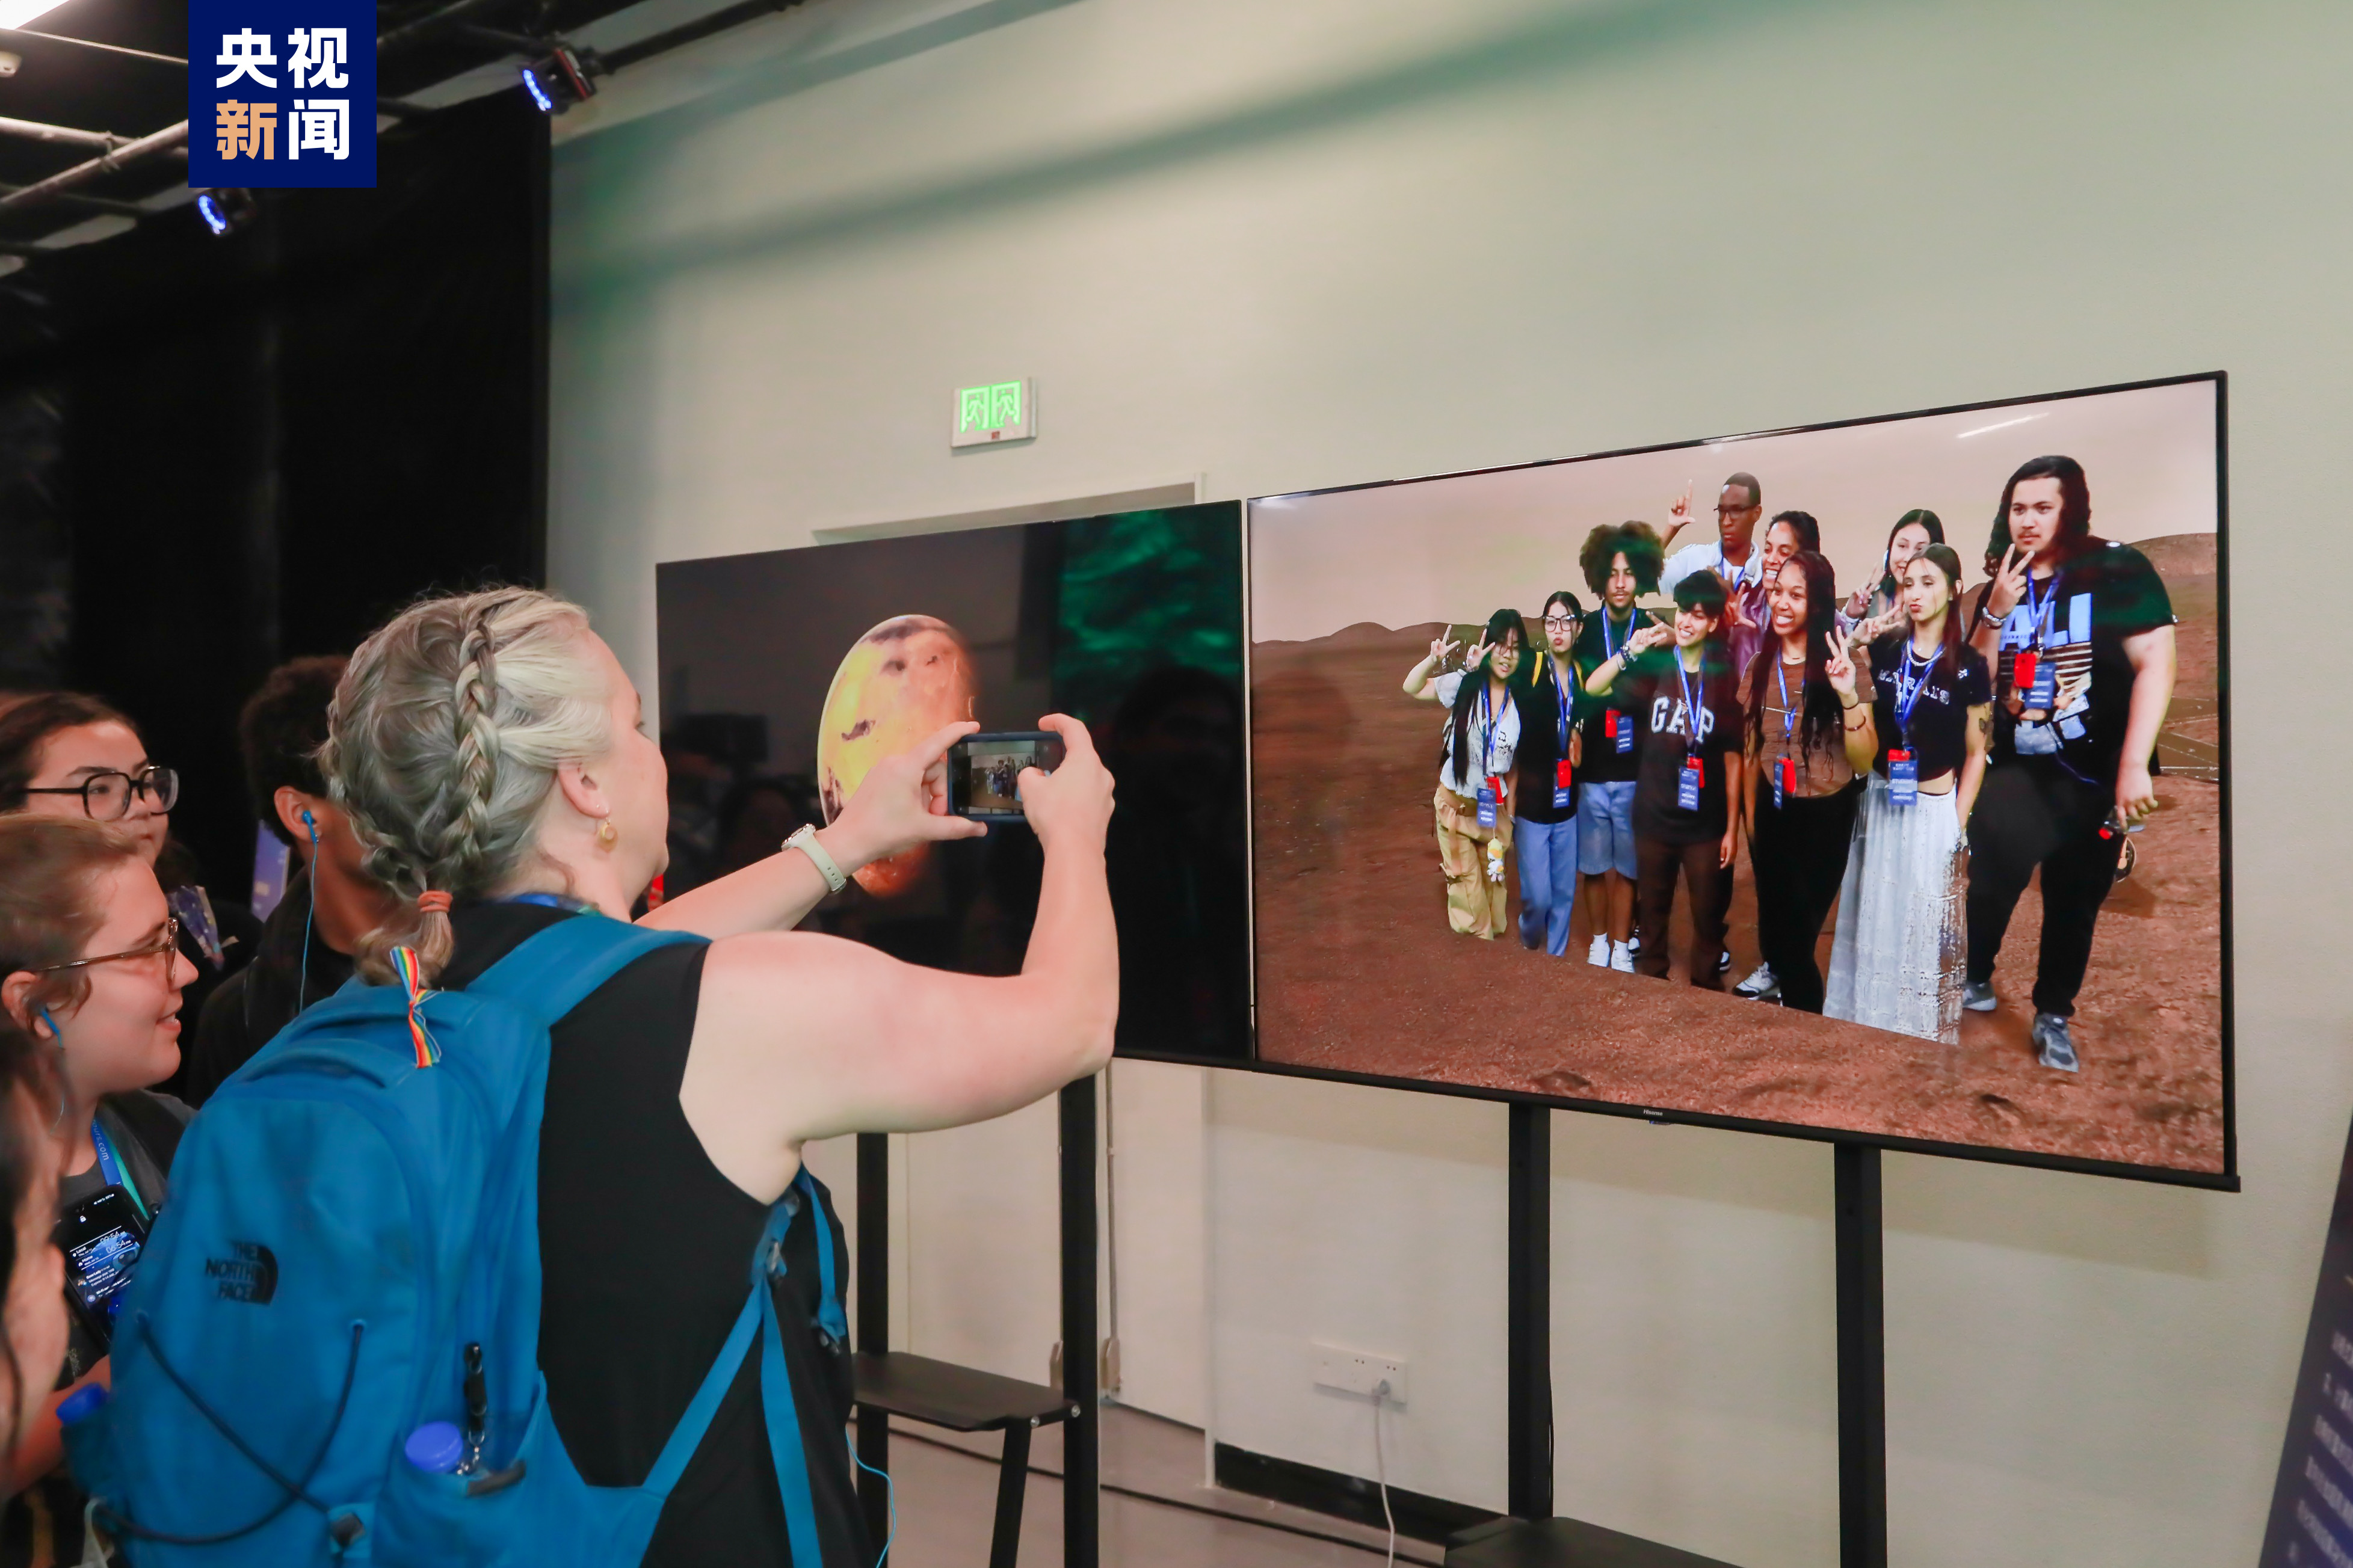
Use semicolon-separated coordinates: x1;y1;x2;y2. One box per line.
1824;545;1994;1043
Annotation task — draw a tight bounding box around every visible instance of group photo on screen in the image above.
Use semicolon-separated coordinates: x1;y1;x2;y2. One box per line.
1249;377;2225;1176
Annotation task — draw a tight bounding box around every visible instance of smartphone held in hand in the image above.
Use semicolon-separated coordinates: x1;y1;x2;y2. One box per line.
948;731;1067;819
57;1185;149;1351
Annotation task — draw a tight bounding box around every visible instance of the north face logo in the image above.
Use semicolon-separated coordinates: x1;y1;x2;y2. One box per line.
205;1241;277;1305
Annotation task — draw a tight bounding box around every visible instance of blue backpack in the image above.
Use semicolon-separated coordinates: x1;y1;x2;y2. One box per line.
66;914;849;1567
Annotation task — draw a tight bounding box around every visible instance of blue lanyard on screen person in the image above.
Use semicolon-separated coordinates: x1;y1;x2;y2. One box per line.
1603;609;1633;664
1676;658;1705;754
2020;570;2063;650
1895;645;1934;749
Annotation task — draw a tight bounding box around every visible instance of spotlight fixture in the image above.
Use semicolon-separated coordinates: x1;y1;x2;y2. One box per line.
520;43;601;114
194;188;256;238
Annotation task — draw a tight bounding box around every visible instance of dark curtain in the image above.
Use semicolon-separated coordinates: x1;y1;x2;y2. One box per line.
0;88;549;903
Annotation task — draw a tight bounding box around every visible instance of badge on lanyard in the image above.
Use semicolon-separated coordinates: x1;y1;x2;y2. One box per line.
2012;574;2062;709
1552;674;1574;808
1674;659;1706;813
1771;663;1799;811
1677;756;1704;812
1602;613;1636;753
1472;686;1503;827
2022;652;2057;709
1890;647;1932;806
1887;749;1918;805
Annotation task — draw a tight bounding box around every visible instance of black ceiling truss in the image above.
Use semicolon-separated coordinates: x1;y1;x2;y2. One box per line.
0;0;806;257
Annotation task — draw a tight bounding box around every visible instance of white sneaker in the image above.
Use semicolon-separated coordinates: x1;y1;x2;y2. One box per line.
1587;935;1611;967
1609;941;1634;973
1735;962;1777;998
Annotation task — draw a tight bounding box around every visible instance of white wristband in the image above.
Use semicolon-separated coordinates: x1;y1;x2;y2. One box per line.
786;825;848;894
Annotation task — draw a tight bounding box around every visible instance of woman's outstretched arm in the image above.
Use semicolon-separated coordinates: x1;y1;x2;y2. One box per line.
680;715;1120;1201
642;721;985;938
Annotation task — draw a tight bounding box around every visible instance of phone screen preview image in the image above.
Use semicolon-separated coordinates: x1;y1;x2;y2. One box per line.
949;732;1065;819
56;1186;146;1348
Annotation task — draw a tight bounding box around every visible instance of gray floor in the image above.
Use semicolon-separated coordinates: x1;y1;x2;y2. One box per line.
875;1404;1444;1567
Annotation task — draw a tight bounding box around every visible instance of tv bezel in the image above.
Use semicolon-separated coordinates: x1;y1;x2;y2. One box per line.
1126;370;2236;1192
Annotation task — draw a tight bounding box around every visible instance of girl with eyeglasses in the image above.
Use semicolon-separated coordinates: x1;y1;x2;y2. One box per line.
0;695;259;1098
1510;592;1584;956
0;815;199;1558
1404;609;1527;939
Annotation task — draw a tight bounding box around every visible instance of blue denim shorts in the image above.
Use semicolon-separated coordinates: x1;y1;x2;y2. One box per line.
1576;778;1639;879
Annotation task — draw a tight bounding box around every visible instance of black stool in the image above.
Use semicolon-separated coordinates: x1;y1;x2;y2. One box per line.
853;1350;1079;1568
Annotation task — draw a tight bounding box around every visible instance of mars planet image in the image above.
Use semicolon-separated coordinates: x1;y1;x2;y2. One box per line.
816;614;978;895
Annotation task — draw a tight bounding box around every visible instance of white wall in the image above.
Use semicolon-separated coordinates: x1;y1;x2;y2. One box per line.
549;1;2352;1561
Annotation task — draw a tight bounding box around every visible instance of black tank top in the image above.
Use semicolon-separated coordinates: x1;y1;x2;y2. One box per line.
440;903;870;1566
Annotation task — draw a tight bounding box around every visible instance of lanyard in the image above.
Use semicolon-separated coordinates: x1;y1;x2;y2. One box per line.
1895;645;1934;745
1676;656;1706;754
1478;683;1499;778
91;1116;149;1222
1553;659;1573;752
1602;609;1633;663
2022;570;2062;649
505;892;594;913
1775;661;1798;747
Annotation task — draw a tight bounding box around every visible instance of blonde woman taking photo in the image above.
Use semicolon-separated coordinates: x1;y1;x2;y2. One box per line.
316;588;1117;1566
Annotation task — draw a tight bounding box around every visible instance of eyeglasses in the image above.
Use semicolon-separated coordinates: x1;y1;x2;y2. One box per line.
1541;615;1578;629
20;765;179;821
34;914;180;975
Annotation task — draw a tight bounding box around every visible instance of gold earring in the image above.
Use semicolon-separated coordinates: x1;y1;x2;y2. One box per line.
596;818;618;847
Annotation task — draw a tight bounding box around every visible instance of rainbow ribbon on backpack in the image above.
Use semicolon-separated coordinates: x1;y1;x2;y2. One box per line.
388;946;443;1068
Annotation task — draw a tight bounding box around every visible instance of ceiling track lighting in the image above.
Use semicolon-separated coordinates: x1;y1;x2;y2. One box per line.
194;187;256;237
520;42;602;114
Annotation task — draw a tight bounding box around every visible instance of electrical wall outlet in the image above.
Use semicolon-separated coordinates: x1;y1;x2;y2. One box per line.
1312;1341;1407;1405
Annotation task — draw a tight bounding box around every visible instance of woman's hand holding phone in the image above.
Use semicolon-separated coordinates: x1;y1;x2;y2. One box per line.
1018;715;1115;857
829;721;990;869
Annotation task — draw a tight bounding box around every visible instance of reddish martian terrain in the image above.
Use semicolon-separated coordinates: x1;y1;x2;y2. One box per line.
1248;537;2224;1173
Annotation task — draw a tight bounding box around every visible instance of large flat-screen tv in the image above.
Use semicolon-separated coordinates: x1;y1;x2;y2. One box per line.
655;502;1252;1061
1247;374;2231;1186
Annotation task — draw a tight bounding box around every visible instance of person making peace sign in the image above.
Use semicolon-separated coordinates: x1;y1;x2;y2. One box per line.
1404;610;1529;939
1586;573;1745;989
1958;457;2175;1072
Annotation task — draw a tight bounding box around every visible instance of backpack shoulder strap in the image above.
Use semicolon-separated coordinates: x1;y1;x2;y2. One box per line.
465;915;706;1032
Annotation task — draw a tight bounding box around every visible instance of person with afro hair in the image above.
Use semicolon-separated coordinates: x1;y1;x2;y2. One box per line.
1565;521;1665;971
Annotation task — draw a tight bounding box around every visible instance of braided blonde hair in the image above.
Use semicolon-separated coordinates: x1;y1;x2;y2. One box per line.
321;588;614;984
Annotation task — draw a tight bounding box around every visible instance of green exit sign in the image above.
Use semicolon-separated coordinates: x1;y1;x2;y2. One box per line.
952;378;1034;447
